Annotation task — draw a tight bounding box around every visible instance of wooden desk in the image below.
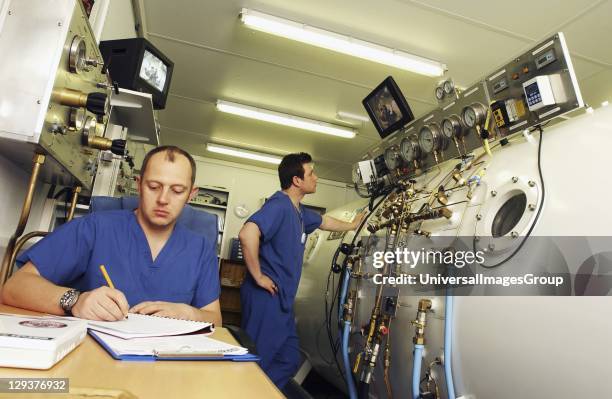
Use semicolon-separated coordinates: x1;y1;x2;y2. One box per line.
0;305;284;399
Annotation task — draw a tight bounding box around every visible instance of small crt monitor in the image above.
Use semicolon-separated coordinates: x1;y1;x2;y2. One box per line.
362;76;414;139
139;49;168;92
100;38;174;109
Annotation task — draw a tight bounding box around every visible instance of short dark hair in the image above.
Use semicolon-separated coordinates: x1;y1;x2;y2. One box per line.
140;145;196;186
278;152;312;190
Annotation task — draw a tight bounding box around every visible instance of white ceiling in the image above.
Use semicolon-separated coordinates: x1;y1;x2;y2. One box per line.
135;0;612;182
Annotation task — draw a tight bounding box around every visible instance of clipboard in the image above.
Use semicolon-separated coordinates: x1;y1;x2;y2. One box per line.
89;331;260;362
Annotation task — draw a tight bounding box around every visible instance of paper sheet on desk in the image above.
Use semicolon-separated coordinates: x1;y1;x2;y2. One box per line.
92;330;248;356
87;313;214;339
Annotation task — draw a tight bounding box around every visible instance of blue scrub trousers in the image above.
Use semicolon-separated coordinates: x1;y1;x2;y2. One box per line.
241;277;301;389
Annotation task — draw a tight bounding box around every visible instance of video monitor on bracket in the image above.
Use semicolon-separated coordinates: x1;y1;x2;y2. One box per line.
99;38;174;110
362;76;414;139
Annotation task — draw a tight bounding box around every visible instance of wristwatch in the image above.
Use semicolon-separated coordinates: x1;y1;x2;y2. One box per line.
59;289;81;315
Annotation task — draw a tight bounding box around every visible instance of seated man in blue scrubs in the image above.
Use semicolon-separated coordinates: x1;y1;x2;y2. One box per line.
1;146;221;325
239;152;365;389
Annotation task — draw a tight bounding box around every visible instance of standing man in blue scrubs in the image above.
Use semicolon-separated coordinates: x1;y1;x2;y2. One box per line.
239;152;364;389
1;146;221;325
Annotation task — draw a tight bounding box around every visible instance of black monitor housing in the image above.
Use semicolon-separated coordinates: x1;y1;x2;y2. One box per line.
99;38;174;110
362;76;414;139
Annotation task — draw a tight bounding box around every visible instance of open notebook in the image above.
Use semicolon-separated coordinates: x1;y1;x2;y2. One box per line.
87;313;258;362
87;313;214;339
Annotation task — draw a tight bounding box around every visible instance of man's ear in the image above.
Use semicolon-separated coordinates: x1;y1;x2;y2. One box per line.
292;175;302;188
188;186;199;203
135;176;142;195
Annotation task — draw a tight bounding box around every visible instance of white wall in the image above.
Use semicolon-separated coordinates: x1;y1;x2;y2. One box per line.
192;155;358;258
100;0;137;41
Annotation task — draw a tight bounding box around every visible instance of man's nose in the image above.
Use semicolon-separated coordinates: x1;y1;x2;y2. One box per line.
157;187;170;204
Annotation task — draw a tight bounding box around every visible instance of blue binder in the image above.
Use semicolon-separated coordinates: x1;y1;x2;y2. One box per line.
89;330;260;362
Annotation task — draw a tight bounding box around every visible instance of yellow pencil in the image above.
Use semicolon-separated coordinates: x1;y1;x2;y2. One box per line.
99;265;115;289
100;265;127;319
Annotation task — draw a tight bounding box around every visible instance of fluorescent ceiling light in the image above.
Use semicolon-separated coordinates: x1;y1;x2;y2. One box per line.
240;8;446;77
216;100;356;139
336;111;370;123
206;143;282;164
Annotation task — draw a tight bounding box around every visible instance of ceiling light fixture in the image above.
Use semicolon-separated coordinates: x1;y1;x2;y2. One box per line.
206;143;282;164
336;111;371;123
216;100;356;139
240;8;446;77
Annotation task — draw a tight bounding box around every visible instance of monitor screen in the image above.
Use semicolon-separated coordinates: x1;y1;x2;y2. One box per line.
139;49;168;92
366;86;403;130
362;76;414;139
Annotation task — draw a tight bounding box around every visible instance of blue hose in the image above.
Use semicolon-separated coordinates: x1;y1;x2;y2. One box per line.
444;294;456;399
338;268;351;321
342;321;357;399
412;344;424;399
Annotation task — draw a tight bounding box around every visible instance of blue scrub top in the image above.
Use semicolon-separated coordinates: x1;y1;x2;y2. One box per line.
17;210;220;308
246;191;322;311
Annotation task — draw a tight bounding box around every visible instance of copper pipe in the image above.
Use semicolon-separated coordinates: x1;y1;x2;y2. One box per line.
8;231;49;272
66;187;82;222
0;154;45;287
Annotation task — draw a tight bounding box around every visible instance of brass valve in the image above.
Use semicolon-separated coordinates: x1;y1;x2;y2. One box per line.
411;299;432;345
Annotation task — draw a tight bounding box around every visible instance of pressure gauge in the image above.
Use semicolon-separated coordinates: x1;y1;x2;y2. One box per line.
441;115;464;138
418;125;445;153
461;103;487;128
384;146;401;170
400;137;421;162
443;80;455;95
435;86;445;101
69;36;87;73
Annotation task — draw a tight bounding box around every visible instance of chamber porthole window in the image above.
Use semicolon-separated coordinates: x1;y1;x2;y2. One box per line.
491;192;527;237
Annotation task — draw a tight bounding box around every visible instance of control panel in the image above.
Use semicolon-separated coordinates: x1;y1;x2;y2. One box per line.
0;0;111;190
354;32;583;189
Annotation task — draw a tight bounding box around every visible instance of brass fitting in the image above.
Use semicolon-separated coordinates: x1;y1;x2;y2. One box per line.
411;299;432;345
438;207;453;219
436;187;448;206
344;290;356;322
86;135;112;151
452;171;466;186
53;88;88;108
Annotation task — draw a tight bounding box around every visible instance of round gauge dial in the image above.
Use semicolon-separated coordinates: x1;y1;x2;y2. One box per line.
443;80;455;94
419;124;447;153
418;126;435;153
69;36;87;73
400;137;421;162
442;115;463;138
461;103;487;128
435;86;444;101
384;146;401;170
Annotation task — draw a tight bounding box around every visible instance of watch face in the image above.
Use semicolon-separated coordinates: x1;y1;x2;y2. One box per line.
60;289;80;312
